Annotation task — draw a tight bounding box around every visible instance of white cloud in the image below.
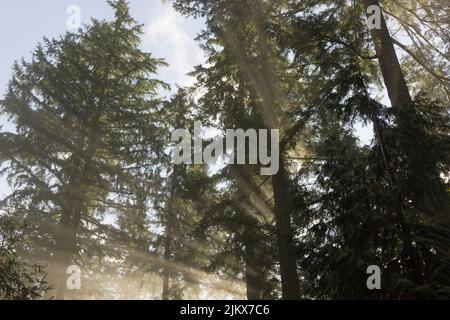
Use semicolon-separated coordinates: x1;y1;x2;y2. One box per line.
144;4;204;88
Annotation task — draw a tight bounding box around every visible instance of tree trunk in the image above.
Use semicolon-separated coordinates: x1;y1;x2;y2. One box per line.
51;210;81;299
162;169;178;300
244;231;264;300
362;0;412;108
49;175;84;300
162;228;172;300
363;0;422;283
272;160;300;299
162;200;175;300
216;1;301;299
50;117;100;299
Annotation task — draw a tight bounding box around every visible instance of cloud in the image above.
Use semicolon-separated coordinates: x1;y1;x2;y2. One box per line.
144;4;204;88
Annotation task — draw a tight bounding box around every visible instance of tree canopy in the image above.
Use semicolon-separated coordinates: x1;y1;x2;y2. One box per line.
0;0;449;300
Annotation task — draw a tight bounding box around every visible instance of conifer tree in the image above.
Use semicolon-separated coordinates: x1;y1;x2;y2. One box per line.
0;0;168;298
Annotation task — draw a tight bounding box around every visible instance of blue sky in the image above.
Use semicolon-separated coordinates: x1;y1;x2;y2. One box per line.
0;0;206;196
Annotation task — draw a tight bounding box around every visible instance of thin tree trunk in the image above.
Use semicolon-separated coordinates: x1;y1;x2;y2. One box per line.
162;228;172;300
162;168;178;300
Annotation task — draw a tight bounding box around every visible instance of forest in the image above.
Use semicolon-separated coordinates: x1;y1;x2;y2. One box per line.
0;0;449;300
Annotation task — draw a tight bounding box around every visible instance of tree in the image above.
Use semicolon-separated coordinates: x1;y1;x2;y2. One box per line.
279;0;450;298
170;0;450;299
1;0;448;300
0;214;49;299
0;0;168;299
172;0;303;299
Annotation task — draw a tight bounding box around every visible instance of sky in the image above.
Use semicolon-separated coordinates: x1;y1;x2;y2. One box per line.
0;0;205;92
0;0;206;196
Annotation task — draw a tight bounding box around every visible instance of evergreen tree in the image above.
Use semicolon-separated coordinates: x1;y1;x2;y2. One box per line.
0;0;168;298
0;0;448;300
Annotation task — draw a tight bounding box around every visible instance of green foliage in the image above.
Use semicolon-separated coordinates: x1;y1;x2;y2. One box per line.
0;0;449;300
0;0;168;297
0;216;49;299
296;94;450;299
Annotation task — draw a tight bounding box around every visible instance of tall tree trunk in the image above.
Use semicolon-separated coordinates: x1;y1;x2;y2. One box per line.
272;159;300;299
231;166;267;300
363;0;422;283
244;232;264;300
362;0;412;108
